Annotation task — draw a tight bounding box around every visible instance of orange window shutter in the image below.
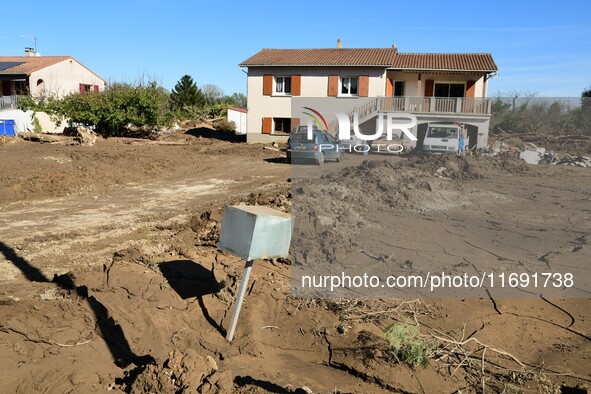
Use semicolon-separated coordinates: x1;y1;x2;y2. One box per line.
292;75;301;96
424;79;434;97
262;117;272;134
263;75;273;96
385;78;393;97
291;117;300;131
327;75;338;97
466;80;476;97
359;75;369;97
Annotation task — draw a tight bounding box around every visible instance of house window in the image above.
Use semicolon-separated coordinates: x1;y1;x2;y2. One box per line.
275;76;291;95
80;83;94;94
394;81;405;97
273;118;291;133
341;77;358;96
434;83;465;98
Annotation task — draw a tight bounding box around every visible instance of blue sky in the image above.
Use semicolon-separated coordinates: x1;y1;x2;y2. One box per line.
1;0;589;97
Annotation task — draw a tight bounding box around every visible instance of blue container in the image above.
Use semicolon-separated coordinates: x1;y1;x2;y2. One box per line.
0;120;16;136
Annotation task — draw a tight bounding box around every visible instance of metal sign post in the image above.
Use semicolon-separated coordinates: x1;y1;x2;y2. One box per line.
225;260;253;342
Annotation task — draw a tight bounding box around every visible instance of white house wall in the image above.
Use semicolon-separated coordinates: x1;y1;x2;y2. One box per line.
246;66;387;141
30;59;105;98
227;109;247;134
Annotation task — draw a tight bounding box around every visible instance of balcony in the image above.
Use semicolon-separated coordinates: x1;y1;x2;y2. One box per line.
377;96;491;115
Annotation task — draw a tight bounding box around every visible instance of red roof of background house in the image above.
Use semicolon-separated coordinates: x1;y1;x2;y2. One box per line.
0;56;72;74
0;56;106;82
228;107;247;113
239;48;398;67
240;48;498;72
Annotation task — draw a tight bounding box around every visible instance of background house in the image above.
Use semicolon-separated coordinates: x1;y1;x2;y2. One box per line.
0;49;106;99
227;107;247;134
239;43;498;148
0;49;106;133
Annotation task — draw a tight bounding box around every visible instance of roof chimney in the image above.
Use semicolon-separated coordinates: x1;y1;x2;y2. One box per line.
25;47;35;57
392;44;397;50
336;38;342;49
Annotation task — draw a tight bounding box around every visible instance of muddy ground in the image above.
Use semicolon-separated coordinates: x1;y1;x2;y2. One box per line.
0;133;589;393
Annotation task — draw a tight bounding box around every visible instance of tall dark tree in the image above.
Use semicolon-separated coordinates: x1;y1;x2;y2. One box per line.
581;86;591;109
171;75;205;110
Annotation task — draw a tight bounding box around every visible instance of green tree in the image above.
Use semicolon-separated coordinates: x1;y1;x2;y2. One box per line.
171;75;205;111
228;92;247;107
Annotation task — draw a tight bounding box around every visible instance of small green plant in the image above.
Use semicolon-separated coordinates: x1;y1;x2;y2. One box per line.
382;319;431;368
33;115;42;133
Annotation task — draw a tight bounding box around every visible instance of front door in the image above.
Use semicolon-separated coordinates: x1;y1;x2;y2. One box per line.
1;81;12;96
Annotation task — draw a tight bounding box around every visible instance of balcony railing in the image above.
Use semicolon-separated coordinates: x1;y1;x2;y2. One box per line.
331;96;492;131
0;96;17;111
378;96;491;115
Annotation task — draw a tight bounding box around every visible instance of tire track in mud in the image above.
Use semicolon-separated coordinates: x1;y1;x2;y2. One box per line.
0;165;288;282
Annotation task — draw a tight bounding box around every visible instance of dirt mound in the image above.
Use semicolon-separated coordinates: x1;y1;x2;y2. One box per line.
293;157;508;215
403;153;530;179
129;350;229;393
290;156;517;274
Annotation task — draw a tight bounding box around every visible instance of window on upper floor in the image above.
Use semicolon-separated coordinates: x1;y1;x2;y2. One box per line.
434;83;465;98
275;76;292;95
340;77;358;96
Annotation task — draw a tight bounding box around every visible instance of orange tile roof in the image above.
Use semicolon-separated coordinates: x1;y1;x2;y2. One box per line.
240;48;498;72
239;48;398;67
392;53;498;72
0;56;71;75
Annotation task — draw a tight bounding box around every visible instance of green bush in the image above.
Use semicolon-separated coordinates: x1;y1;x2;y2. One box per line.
214;119;236;132
33;116;42;133
45;81;173;138
382;319;432;368
16;95;42;112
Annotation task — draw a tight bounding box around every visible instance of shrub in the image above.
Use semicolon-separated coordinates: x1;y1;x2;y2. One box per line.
382;319;432;368
16;95;42;112
33;116;42;133
45;81;173;138
214;119;236;132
